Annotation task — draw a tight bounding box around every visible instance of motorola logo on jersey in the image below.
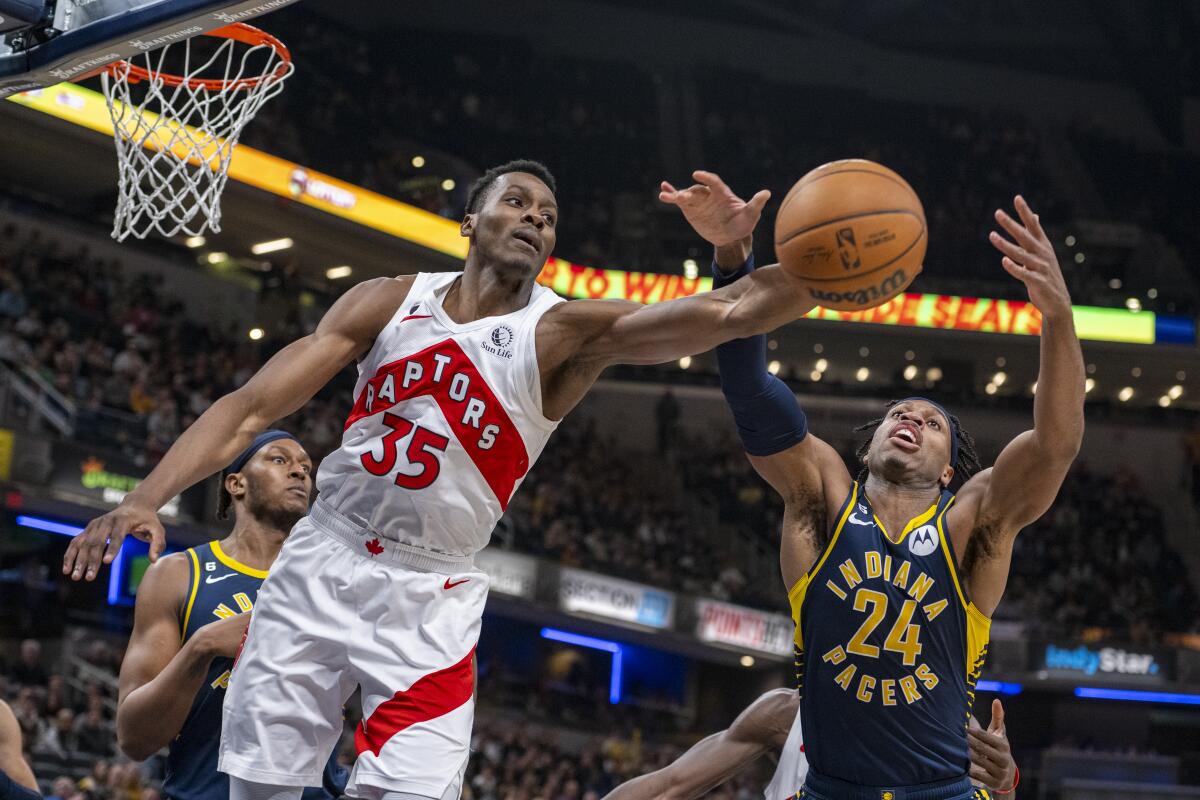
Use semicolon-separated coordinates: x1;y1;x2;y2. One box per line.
908;525;939;557
483;324;515;359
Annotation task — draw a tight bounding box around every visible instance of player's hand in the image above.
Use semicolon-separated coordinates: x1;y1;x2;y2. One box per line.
63;499;166;582
195;613;252;659
968;699;1016;793
660;171;770;247
989;195;1072;322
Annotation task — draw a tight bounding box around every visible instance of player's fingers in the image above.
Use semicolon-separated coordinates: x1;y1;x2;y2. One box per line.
989;232;1038;267
148;525;166;562
63;530;82;575
1014;195;1046;240
1001;255;1033;281
746;189;772;214
692;170;724;189
991;699;1005;735
993;209;1039;251
968;765;991;784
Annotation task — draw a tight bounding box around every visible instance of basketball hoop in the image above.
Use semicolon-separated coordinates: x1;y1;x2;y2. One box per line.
100;23;294;242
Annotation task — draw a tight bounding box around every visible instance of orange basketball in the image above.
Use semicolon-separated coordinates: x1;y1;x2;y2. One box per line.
774;159;926;311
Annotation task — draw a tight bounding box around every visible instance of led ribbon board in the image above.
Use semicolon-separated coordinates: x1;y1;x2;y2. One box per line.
8;83;1191;345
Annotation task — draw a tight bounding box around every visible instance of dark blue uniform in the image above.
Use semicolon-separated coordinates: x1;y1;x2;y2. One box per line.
792;483;992;799
164;541;348;800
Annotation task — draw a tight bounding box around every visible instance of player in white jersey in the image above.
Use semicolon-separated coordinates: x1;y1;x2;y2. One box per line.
64;161;813;800
603;692;1017;800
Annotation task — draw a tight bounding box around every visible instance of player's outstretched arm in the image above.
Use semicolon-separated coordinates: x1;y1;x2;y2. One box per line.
115;554;251;760
957;197;1085;614
602;689;795;800
63;276;413;581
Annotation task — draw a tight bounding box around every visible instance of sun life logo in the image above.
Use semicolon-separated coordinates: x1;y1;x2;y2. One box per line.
483;324;515;359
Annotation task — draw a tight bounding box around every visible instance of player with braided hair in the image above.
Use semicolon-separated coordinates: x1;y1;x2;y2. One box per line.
669;184;1081;799
852;400;983;486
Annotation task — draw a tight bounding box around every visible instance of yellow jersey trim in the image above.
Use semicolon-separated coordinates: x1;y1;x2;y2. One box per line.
934;499;992;680
210;540;269;578
181;548;201;642
789;482;859;652
870;496;942;545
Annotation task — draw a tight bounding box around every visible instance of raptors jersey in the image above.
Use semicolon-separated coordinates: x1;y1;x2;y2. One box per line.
316;272;564;557
763;705;807;800
791;482;991;787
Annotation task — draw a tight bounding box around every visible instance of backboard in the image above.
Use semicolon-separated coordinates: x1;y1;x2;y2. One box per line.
0;0;300;98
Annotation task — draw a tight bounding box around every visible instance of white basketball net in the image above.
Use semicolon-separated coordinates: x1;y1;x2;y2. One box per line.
101;28;293;241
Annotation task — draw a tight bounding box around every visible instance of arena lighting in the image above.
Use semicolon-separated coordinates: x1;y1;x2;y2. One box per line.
1074;253;1086;264
1118;387;1134;402
1085;378;1096;393
682;258;699;278
1109;278;1123;290
995;357;1006;367
809;370;823;382
1065;235;1076;246
903;365;918;381
184;235;205;248
856;367;870;382
740;655;755;667
15;515;82;537
975;680;1023;695
411;155;425;168
984;383;997;396
1158;395;1171;408
1132;366;1143;377
325;265;353;280
1177;371;1187;381
1126;297;1142;312
248;328;265;341
205;252;228;265
441;179;456;191
1086;363;1096;375
858;347;870;357
540;628;623;704
1074;687;1200;706
14;516;129;607
250;237;293;255
815;358;828;373
1148;288;1159;299
926;367;943;382
768;361;781;375
992;371;1007;387
813;343;824;354
1169;385;1184;400
678;356;692;370
905;350;916;361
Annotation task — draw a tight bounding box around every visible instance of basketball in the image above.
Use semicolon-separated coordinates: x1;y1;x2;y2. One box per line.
774;159;926;311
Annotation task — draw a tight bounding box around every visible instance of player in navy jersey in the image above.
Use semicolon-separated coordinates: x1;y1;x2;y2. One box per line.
115;431;348;800
680;190;1078;799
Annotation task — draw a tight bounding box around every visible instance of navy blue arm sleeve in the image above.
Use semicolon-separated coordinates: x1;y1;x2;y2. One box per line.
713;254;808;457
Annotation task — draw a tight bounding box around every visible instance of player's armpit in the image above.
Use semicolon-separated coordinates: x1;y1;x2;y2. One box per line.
749;436;852;589
116;553;209;761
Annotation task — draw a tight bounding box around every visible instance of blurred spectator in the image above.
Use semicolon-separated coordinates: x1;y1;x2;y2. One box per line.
9;641;48;688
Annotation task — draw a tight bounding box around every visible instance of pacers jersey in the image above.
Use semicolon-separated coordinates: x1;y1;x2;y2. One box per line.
791;482;990;787
316;271;564;557
164;541;346;800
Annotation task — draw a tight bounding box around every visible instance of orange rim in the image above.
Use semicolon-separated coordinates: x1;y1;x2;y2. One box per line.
104;23;292;90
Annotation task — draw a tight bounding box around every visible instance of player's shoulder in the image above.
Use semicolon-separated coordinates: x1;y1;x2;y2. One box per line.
133;551;193;611
320;275;417;342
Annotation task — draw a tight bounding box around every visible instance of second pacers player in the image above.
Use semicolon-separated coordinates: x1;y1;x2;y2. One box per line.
695;193;1082;798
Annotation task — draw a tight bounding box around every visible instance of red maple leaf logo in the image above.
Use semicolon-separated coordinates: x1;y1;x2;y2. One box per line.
365;538;384;556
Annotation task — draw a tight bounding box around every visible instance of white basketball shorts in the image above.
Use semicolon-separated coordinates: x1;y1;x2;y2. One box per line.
218;500;489;800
